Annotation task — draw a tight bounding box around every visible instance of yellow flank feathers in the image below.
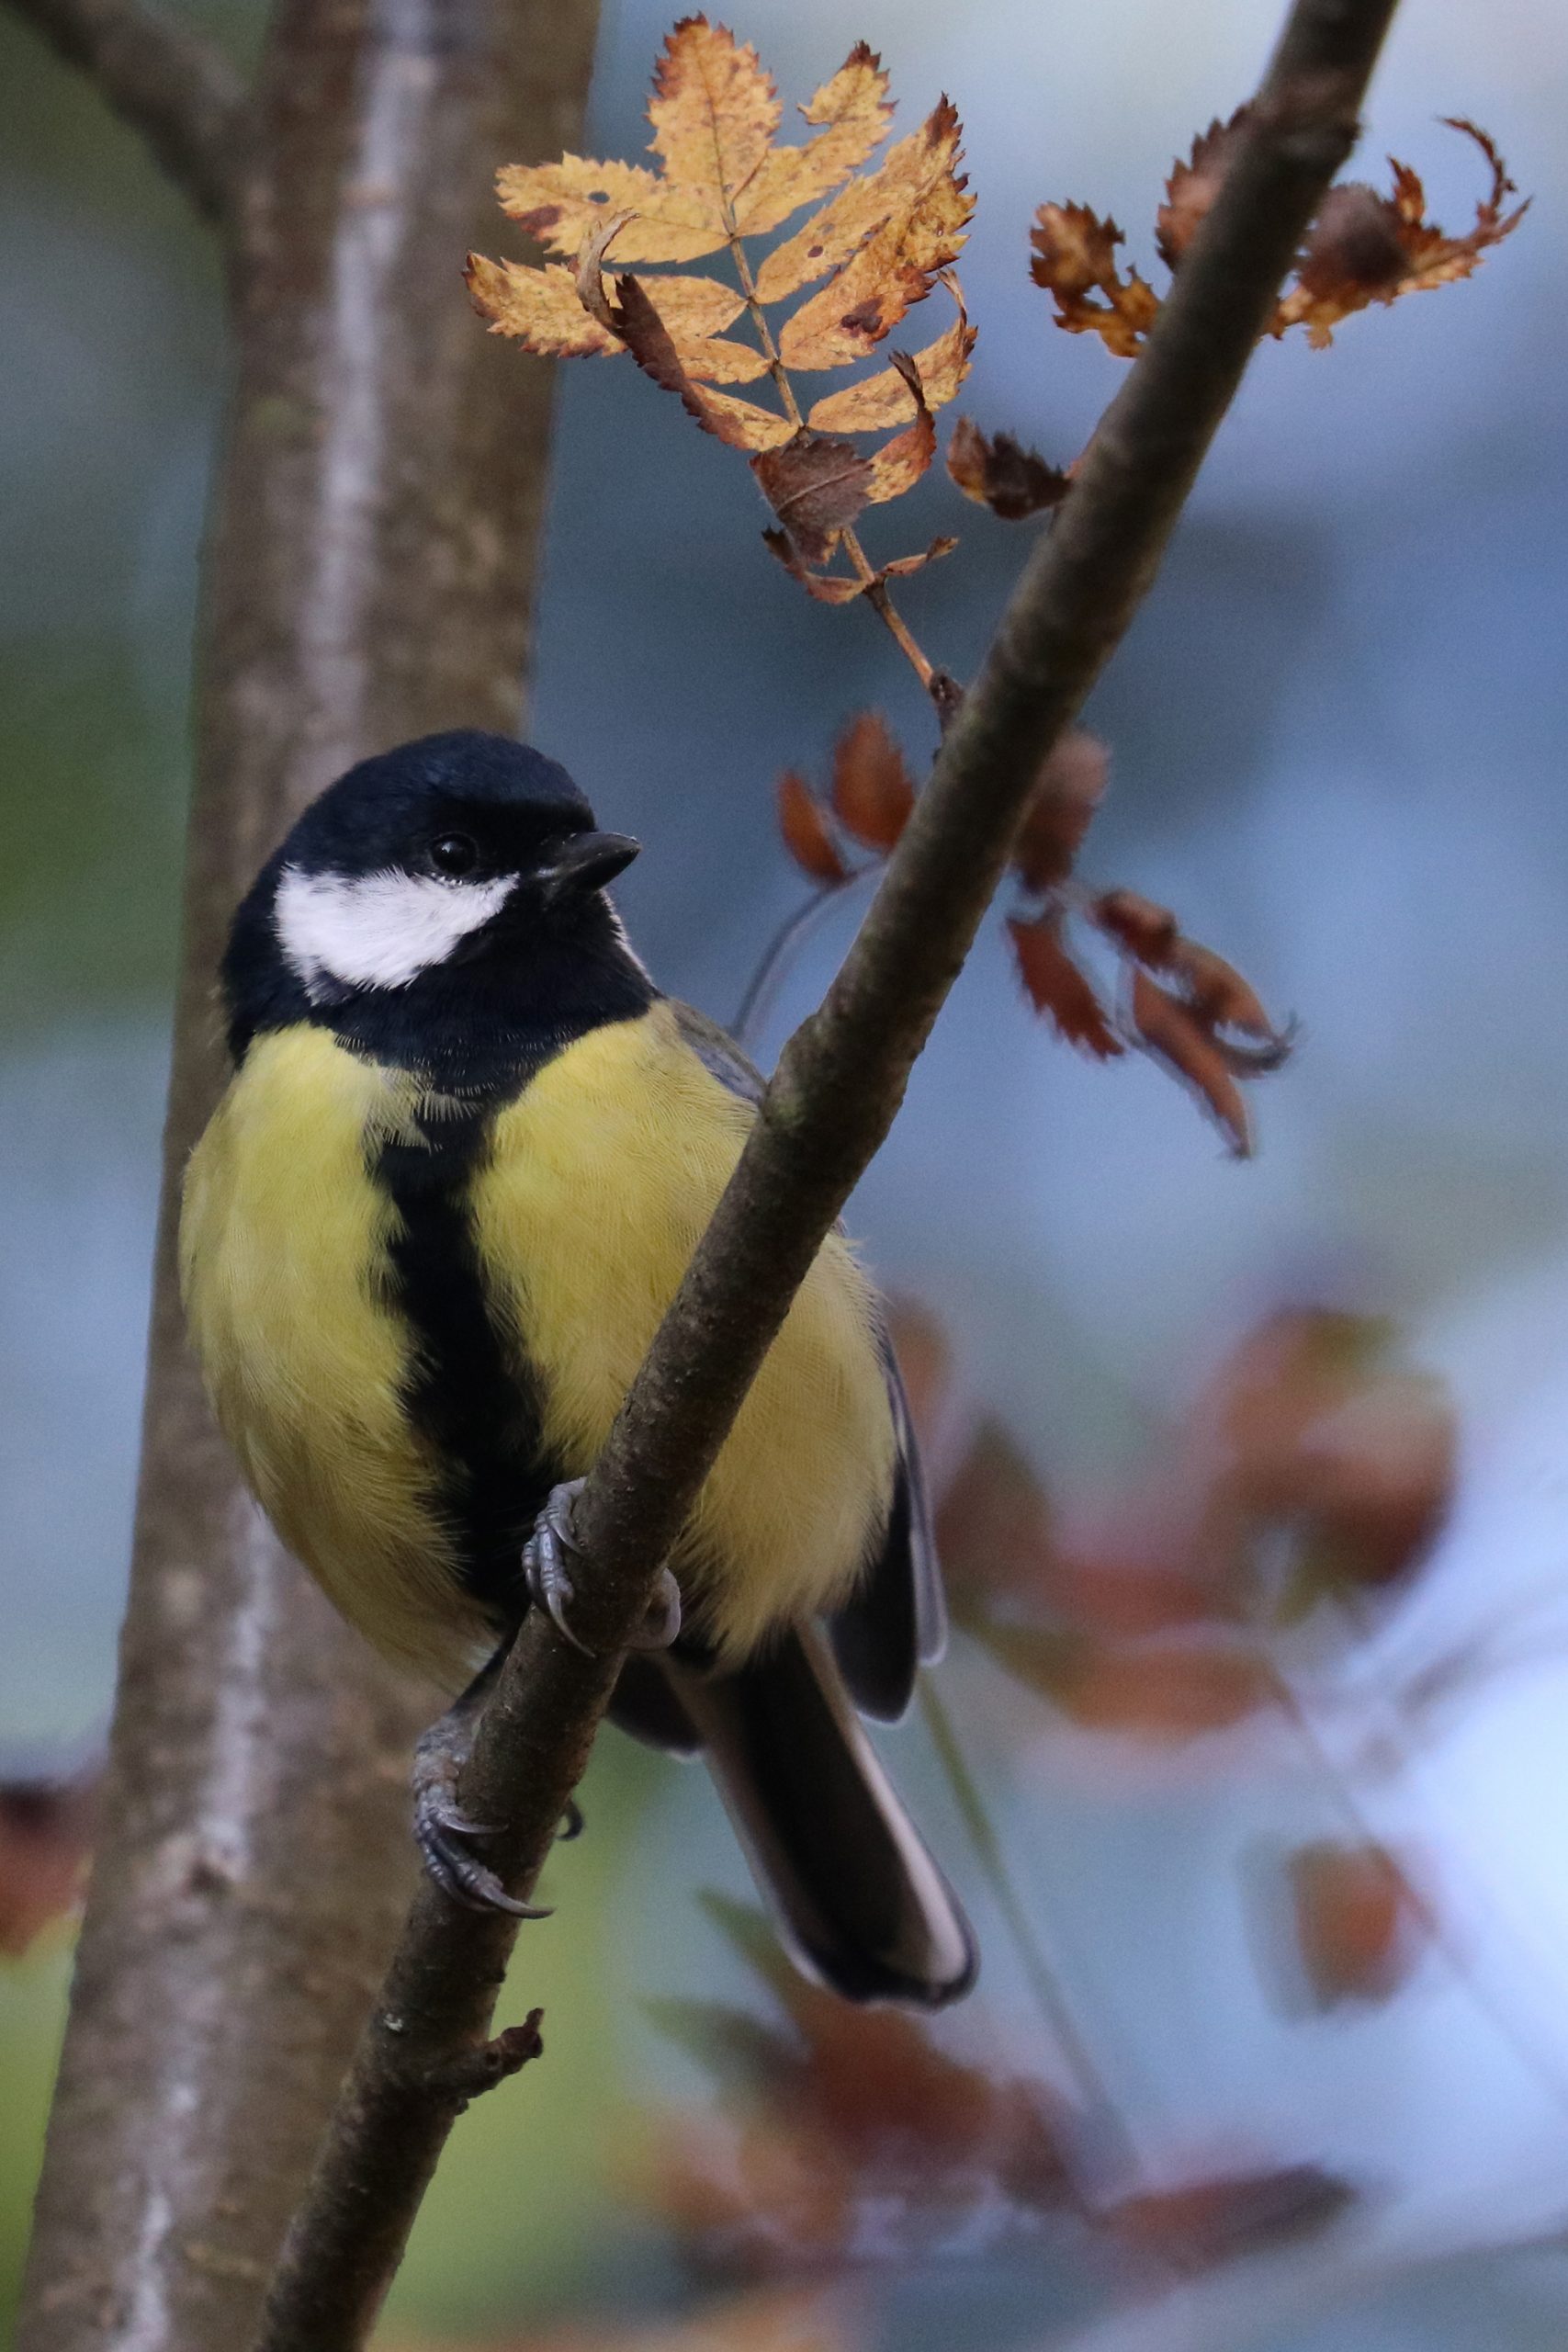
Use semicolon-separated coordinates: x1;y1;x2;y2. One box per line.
179;1027;487;1689
474;1001;896;1658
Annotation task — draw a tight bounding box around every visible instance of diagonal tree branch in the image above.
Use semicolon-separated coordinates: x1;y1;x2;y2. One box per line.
6;0;249;224
255;2;1402;2344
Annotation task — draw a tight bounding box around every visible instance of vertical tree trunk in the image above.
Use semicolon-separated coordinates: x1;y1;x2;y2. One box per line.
17;4;599;2344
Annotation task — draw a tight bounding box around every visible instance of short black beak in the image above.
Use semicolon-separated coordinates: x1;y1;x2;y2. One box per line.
536;830;641;906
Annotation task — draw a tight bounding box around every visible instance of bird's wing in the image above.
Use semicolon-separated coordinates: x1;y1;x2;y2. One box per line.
669;999;945;1724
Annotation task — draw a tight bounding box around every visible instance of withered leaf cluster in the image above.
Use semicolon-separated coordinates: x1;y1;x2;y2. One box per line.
1032;114;1527;358
471;18;974;598
776;718;1291;1155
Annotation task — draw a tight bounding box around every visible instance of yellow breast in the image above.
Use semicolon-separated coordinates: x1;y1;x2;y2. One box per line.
179;1027;485;1687
473;1001;896;1657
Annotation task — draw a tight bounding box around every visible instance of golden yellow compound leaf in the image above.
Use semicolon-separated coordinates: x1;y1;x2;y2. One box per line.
466;254;622;356
805;273;972;431
862;353;935;504
648;17;781;224
498;154;721;267
733;42;893;236
762;98;971;342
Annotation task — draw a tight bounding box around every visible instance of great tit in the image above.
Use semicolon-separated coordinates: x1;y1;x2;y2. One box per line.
180;729;976;2006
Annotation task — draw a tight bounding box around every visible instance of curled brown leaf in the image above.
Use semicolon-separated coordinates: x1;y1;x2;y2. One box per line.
946;417;1070;520
1009;913;1122;1059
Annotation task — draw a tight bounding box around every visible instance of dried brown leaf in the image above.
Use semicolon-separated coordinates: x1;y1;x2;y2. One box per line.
773;100;972;366
760;529;864;602
776;769;850;885
1129;969;1252;1155
751;431;874;560
829;712;914;853
1111;2165;1355;2271
1157;110;1249;267
733;43;894;236
878;536;958;578
1009;913;1122;1059
978;1623;1273;1738
946;417;1069;520
805;273;974;431
1030;201;1160;358
0;1774;96;1958
1273;119;1529;347
1287;1841;1425;2007
1011;730;1110;893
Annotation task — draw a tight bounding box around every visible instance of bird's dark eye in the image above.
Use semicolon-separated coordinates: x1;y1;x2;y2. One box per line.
429;831;479;878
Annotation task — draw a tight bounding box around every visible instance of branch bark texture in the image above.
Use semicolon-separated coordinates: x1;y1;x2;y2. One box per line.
6;0;247;221
16;2;600;2346
254;2;1402;2346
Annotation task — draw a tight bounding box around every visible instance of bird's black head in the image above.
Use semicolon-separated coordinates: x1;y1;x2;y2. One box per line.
223;730;656;1088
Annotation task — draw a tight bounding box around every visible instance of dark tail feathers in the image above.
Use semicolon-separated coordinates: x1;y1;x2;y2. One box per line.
670;1627;976;2007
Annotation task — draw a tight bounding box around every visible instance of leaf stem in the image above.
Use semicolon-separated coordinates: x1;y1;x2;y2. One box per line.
730;226;942;704
919;1676;1131;2177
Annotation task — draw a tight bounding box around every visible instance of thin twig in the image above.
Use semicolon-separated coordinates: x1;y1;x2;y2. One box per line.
919;1679;1135;2194
254;6;1402;2344
731;874;868;1049
6;0;248;224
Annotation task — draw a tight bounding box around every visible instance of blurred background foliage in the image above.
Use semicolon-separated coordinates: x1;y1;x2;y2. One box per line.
4;0;1568;2345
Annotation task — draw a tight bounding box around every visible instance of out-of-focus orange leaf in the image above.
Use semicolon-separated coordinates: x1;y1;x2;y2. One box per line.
978;1623;1273;1739
1009;913;1122;1058
1287;1840;1426;2007
1274;119;1529;347
946;418;1070;520
1128;970;1252;1156
1200;1308;1456;1594
0;1773;96;1959
637;1897;1076;2268
776;770;851;886
1157;112;1248;266
752;433;875;561
1029;201;1160;357
884;1297;952;1453
829;713;914;852
768;99;972;356
933;1419;1055;1611
1093;890;1283;1048
1109;2165;1355;2271
1011;730;1110;893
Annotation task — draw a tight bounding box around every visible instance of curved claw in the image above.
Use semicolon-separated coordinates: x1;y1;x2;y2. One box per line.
524;1480;596;1656
416;1801;552;1919
557;1797;585;1842
524;1479;682;1657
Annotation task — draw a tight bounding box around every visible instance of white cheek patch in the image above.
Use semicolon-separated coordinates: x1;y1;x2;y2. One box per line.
275;865;516;996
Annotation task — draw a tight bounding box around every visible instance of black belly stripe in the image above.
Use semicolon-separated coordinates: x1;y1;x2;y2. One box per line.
374;1101;557;1629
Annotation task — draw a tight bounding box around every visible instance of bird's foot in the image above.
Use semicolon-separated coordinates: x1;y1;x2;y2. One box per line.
412;1692;551;1919
523;1477;682;1656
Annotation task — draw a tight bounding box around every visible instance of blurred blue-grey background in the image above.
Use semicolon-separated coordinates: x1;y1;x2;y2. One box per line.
5;0;1568;2344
